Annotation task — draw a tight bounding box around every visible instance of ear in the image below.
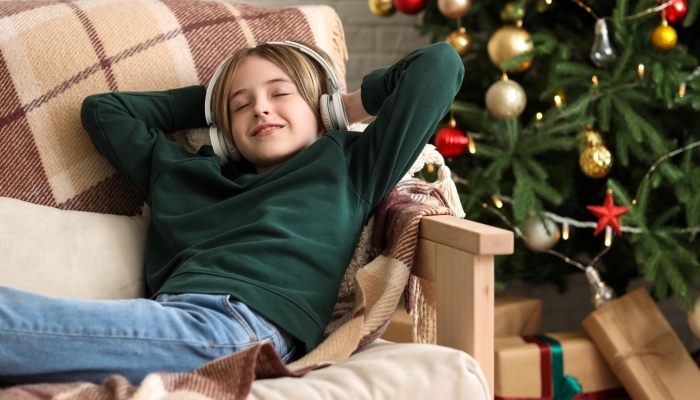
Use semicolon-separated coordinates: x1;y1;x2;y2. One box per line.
316;115;325;137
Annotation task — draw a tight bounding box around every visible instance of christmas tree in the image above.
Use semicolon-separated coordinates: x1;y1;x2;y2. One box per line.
375;0;700;310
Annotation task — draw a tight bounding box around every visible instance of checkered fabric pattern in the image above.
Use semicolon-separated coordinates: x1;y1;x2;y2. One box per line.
0;0;348;215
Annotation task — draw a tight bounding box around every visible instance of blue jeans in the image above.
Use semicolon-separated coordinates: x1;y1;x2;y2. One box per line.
0;286;297;387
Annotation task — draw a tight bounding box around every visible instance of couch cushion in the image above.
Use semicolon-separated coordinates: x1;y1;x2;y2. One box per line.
0;196;148;299
0;0;347;216
249;339;491;400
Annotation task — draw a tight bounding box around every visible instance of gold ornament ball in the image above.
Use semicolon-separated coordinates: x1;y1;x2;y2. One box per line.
651;22;677;51
445;27;473;57
438;0;471;19
575;129;603;154
488;25;533;73
688;295;700;339
485;78;527;120
579;144;613;179
368;0;395;17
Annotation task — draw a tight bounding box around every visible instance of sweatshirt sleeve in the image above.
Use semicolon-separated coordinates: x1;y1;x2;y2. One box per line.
80;85;208;202
347;42;464;210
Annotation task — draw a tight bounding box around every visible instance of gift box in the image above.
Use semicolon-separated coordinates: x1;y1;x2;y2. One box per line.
494;331;629;400
494;294;542;337
583;287;700;400
381;295;542;343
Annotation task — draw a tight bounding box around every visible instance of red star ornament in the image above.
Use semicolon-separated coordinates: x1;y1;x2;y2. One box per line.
587;192;630;236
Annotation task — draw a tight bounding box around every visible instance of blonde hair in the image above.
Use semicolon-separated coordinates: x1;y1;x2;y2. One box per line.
211;41;337;159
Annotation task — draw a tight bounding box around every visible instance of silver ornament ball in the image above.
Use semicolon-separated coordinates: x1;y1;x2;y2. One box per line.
524;216;560;252
485;78;527;120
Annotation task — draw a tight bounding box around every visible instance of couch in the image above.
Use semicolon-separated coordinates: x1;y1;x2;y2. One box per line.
0;1;513;398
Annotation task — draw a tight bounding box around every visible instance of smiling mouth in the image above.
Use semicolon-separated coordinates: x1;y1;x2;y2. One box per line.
254;125;284;137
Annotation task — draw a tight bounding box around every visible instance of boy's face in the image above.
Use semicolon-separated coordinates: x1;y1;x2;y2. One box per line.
227;56;323;174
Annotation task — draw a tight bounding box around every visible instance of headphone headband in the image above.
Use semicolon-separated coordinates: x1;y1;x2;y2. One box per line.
205;40;347;166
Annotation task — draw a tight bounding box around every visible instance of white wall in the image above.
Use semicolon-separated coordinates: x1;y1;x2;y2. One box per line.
237;0;432;92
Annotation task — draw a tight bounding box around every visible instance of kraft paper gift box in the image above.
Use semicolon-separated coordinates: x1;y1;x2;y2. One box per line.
494;331;629;400
495;294;542;337
381;294;542;343
583;287;700;400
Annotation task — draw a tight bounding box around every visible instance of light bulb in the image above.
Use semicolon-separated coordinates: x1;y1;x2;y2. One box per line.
590;19;616;67
562;221;569;240
492;195;503;208
554;95;562;108
604;226;612;247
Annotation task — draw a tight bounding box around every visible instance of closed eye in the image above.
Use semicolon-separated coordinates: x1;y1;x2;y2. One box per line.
234;94;289;111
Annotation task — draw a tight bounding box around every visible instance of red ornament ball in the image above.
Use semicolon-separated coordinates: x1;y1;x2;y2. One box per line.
435;126;469;157
665;0;688;24
392;0;428;15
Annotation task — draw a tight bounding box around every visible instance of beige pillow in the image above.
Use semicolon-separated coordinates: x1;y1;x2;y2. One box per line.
0;196;148;299
249;339;490;400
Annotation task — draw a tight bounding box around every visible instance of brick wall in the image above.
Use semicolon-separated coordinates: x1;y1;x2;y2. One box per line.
238;0;432;92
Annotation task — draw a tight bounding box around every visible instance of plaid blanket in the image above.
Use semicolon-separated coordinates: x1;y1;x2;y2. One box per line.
0;179;455;399
0;0;347;216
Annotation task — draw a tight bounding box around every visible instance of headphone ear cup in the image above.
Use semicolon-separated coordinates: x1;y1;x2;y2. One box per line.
319;93;335;132
330;91;349;131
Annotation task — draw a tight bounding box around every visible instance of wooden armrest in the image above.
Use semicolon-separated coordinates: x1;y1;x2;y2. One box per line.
412;215;514;396
419;215;514;255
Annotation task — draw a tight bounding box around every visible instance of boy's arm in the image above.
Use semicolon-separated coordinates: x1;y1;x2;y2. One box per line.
346;43;465;210
80;85;208;202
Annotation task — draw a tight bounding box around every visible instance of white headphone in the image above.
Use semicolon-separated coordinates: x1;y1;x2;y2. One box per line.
204;40;349;166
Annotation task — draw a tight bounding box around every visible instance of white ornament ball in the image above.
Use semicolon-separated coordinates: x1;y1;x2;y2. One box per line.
485;79;527;120
688;295;700;339
524;217;560;252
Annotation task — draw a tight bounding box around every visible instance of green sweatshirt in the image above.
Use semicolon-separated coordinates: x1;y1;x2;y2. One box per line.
80;43;464;356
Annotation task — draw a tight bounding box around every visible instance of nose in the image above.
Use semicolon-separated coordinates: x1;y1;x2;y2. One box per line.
253;99;271;118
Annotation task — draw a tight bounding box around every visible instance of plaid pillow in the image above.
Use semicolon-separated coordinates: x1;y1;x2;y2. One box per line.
0;0;348;215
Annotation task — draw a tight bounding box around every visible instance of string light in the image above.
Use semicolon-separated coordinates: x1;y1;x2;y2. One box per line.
450;137;700;269
546;0;552;4
604;226;613;247
492;194;503;208
467;133;476;154
638;63;645;79
592;75;599;86
427;163;435;173
554;94;563;108
680;83;686;98
571;0;674;21
536;112;543;121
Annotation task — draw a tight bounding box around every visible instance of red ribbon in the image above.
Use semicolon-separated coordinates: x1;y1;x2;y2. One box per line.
494;335;630;400
522;335;552;398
